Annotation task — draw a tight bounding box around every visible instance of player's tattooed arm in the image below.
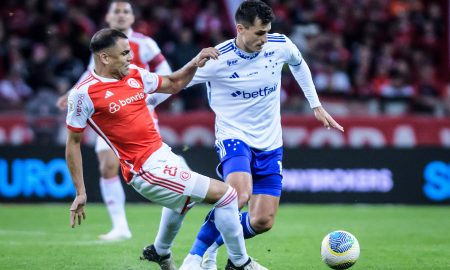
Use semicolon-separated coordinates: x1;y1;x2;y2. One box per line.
156;47;219;94
66;130;87;228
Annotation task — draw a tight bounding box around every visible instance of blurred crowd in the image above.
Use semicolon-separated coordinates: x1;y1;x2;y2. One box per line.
0;0;449;116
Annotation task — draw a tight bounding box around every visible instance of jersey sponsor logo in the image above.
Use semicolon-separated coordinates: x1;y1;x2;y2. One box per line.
227;59;239;66
230;83;278;99
264;51;275;57
229;72;240;79
68;100;74;112
76;94;84;116
119;92;146;106
127;78;141;88
104;90;114;99
109;102;121;113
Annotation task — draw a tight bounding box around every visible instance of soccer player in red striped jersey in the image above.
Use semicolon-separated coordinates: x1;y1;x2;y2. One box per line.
66;28;268;270
57;1;174;241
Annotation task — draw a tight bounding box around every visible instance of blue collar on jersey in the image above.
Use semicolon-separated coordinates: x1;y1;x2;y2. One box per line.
233;39;260;60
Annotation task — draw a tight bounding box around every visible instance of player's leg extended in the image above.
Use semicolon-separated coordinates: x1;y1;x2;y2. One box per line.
183;140;253;266
96;137;131;241
203;147;283;269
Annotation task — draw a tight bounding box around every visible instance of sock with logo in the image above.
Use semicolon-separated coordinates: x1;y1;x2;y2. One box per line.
99;176;130;232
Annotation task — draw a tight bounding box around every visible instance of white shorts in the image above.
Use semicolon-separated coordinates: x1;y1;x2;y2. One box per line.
129;143;210;214
95;136;111;153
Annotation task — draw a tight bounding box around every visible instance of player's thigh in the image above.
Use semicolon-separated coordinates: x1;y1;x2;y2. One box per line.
248;194;280;223
130;144;215;213
96;150;119;178
220;149;253;198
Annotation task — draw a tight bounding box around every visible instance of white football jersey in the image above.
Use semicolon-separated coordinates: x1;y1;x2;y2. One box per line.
188;34;320;150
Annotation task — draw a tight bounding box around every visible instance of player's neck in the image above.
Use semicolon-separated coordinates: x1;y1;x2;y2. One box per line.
235;37;254;53
93;68;122;80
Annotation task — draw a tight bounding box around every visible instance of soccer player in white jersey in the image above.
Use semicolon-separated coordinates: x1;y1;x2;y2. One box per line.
57;0;173;241
174;1;344;269
66;28;268;270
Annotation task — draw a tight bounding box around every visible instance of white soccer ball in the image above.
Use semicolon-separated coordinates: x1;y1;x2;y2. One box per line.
321;230;360;269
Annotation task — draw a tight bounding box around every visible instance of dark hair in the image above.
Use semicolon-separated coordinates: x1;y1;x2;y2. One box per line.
235;0;275;27
89;28;128;53
108;0;134;10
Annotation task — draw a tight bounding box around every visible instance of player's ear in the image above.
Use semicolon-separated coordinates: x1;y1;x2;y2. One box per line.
236;23;245;34
98;52;110;65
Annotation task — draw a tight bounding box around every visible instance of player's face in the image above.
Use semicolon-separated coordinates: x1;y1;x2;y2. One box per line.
106;38;132;78
106;2;135;32
236;17;271;53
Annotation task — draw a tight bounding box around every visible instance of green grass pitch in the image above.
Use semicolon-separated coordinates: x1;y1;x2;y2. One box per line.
0;204;449;269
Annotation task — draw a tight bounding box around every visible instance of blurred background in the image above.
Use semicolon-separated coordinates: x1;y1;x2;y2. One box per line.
0;0;449;204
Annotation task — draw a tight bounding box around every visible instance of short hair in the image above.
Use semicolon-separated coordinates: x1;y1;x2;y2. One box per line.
235;0;275;27
108;0;134;10
89;28;128;53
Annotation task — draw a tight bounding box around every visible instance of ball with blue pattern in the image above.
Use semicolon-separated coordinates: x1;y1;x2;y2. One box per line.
321;230;360;269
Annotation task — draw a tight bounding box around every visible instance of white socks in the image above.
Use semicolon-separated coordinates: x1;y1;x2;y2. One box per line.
154;207;185;256
99;176;130;232
214;187;249;267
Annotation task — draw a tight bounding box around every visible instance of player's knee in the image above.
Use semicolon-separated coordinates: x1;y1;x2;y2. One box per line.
236;190;251;209
99;160;118;178
251;215;275;233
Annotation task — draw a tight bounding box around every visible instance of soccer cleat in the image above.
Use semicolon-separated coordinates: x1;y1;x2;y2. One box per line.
98;229;132;241
140;244;177;270
225;258;268;270
179;254;203;270
201;248;218;270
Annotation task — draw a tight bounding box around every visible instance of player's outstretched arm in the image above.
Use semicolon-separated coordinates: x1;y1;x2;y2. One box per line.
66;130;87;228
156;47;219;94
313;106;344;132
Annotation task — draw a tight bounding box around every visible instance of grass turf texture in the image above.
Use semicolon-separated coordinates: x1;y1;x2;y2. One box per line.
0;204;449;270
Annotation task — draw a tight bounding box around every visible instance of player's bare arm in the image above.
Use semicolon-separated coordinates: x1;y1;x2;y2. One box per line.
313;106;344;132
156;47;219;94
66;130;87;228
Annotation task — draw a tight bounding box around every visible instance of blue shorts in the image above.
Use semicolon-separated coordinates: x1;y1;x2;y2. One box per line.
215;139;283;197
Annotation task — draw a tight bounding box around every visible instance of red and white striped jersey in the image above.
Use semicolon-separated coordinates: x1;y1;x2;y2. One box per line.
66;65;163;182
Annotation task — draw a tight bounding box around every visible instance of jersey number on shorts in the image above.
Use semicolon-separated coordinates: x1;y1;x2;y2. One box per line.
163;165;178;177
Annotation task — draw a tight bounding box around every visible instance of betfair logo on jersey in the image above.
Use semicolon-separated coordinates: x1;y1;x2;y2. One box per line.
230;83;278;99
109;92;145;113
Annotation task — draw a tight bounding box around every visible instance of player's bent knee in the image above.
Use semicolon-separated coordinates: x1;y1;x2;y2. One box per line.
251;215;275;233
203;178;230;204
236;191;251;209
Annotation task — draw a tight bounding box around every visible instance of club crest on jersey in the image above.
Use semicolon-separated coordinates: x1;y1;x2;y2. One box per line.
109;102;121;113
127;78;141;88
180;171;191;181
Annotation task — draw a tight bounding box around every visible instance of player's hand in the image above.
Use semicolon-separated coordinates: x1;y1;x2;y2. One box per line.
70;193;87;228
193;47;219;67
313;106;344;132
56;92;69;111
